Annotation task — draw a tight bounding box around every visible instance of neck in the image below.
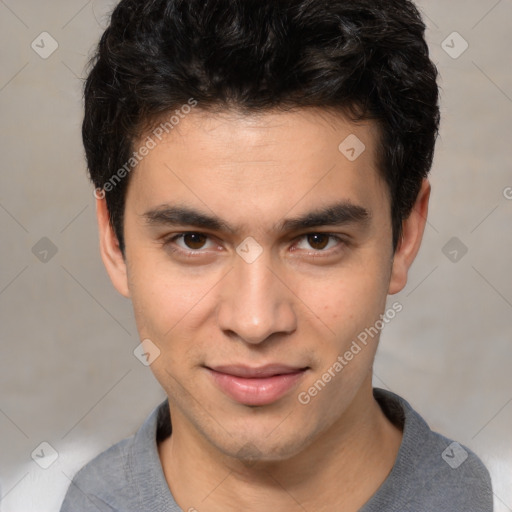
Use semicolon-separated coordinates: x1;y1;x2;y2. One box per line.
158;381;402;512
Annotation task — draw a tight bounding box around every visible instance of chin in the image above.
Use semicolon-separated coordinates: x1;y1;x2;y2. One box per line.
210;423;320;466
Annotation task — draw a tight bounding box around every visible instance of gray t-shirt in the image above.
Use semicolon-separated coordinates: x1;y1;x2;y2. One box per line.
60;388;493;511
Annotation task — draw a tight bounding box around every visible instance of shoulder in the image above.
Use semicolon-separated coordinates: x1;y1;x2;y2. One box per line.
60;436;139;511
406;427;494;510
60;401;168;512
367;389;493;512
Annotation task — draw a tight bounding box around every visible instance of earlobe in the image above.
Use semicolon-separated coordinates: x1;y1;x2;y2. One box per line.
388;179;431;295
96;196;131;298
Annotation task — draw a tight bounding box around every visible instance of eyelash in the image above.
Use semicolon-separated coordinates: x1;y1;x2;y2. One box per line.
162;232;347;258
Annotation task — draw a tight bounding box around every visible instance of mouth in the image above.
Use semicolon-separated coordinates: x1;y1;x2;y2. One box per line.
204;364;309;406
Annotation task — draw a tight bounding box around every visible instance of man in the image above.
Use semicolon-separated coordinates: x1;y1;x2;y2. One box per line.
61;0;493;510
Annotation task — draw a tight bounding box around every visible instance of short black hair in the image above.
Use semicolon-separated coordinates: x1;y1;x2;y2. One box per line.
83;0;440;256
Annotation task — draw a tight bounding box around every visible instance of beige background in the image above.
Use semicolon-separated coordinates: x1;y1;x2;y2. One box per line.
0;0;511;510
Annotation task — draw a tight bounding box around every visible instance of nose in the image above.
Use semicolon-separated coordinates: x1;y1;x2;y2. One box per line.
216;251;297;345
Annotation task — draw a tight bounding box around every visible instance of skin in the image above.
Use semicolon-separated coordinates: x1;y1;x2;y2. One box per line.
97;107;430;512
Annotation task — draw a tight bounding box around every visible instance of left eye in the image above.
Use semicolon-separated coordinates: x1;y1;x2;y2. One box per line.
295;233;341;252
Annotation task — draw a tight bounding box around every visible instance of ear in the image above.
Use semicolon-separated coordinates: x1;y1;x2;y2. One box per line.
388;178;430;295
96;196;130;298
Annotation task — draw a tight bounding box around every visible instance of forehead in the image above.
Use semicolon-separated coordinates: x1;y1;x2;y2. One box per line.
141;107;380;166
125;107;389;233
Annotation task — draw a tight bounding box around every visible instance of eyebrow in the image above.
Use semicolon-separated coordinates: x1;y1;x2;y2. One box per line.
141;201;371;234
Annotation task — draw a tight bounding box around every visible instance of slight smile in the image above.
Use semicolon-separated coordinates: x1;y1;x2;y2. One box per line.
204;364;310;406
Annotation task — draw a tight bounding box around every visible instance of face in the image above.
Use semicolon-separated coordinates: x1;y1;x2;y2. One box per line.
98;107;428;462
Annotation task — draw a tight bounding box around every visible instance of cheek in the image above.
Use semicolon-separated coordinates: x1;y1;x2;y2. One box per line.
297;259;390;340
128;253;213;335
128;269;207;387
294;268;387;418
127;258;227;388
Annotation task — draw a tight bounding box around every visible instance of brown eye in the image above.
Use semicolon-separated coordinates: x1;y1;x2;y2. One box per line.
294;233;344;255
182;233;208;250
163;232;220;259
306;233;330;250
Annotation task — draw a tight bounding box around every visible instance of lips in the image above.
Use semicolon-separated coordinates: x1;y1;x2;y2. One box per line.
209;364;307;378
205;364;309;406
